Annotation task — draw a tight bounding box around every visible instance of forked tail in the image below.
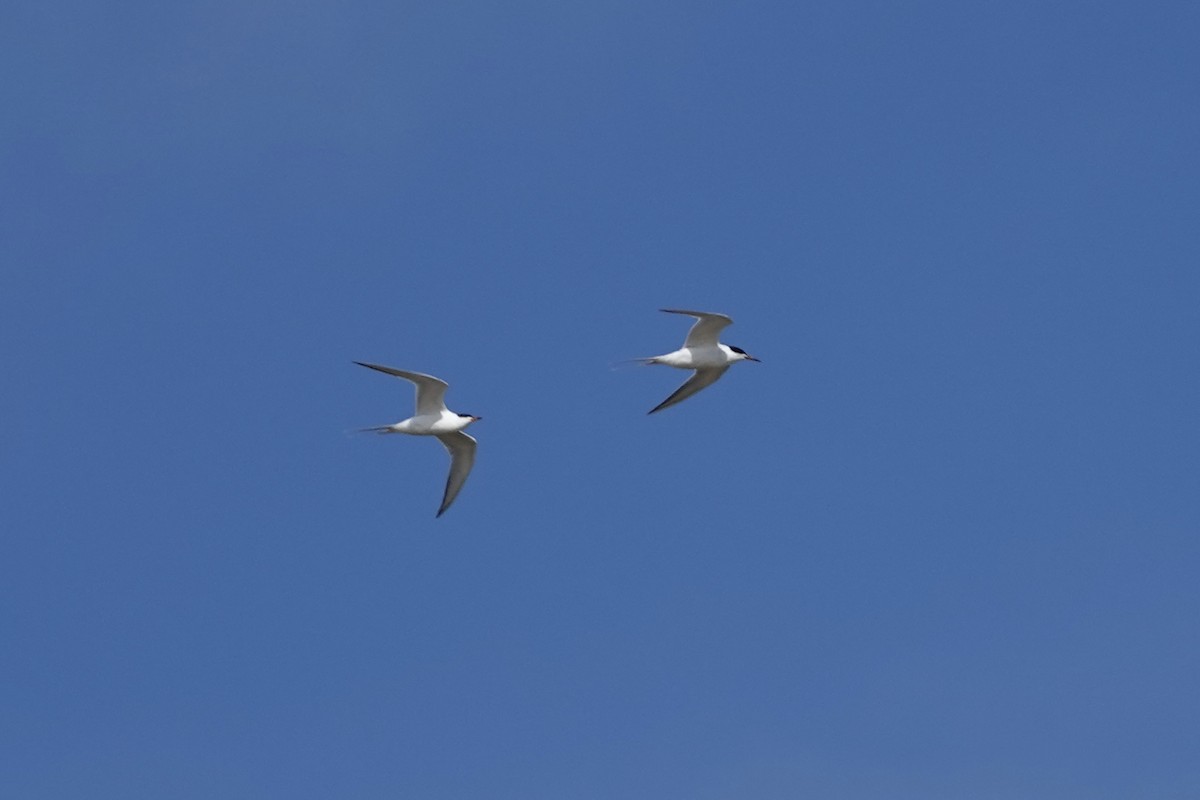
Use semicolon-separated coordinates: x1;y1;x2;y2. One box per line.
609;357;658;370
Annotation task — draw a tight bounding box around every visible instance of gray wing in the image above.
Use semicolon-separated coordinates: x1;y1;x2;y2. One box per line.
434;431;477;517
660;308;734;348
354;362;450;416
648;366;730;414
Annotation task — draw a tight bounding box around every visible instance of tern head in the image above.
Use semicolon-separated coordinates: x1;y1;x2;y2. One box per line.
457;413;484;425
728;345;761;363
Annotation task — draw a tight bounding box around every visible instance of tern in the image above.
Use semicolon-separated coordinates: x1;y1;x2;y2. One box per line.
637;308;761;414
354;361;482;517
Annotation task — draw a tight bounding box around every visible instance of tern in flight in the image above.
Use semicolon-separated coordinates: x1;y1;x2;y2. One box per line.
637;309;761;414
354;361;482;517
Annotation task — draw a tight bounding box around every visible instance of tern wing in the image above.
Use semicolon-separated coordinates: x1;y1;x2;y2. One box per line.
648;366;730;414
434;431;477;517
354;361;450;415
660;308;734;348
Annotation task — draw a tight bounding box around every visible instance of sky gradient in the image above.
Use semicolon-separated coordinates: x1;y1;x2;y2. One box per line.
4;1;1200;798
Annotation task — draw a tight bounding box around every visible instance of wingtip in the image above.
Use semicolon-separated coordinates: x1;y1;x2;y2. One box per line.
648;394;678;415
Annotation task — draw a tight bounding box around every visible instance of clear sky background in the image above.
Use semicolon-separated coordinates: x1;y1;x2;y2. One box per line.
4;1;1199;798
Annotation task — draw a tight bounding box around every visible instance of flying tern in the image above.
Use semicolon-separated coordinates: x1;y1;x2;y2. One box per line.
637;309;760;414
354;361;482;517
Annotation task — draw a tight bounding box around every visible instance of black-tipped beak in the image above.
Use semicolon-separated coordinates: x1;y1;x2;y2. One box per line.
748;356;762;363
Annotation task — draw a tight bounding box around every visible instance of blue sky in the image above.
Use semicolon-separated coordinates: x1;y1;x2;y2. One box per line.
4;1;1199;797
